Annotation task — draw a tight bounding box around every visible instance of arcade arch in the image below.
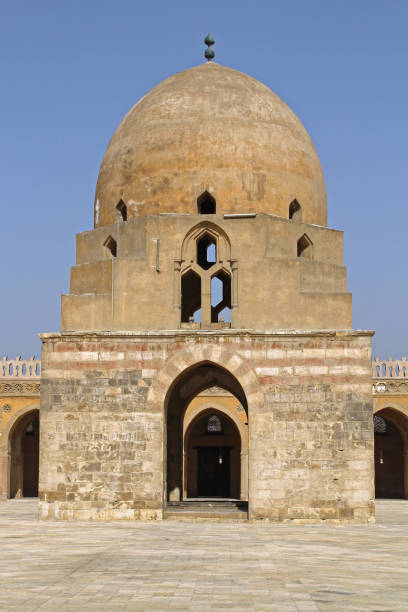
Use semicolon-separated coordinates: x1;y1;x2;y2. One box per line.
2;406;40;499
374;405;408;499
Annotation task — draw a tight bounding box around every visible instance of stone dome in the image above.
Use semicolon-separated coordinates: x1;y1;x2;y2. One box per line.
94;62;327;227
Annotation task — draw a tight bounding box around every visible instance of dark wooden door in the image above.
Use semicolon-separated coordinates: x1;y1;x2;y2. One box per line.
375;419;404;498
197;447;230;497
22;417;39;497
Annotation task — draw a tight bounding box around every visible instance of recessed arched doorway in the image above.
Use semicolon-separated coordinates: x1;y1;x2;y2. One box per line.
374;408;408;499
165;361;248;505
184;409;242;499
9;409;40;498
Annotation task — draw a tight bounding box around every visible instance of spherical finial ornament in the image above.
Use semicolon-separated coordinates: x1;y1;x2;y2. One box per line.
204;33;215;61
204;47;215;61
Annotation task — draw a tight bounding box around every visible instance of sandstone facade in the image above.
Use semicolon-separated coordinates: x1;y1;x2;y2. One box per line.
62;212;351;333
39;331;374;522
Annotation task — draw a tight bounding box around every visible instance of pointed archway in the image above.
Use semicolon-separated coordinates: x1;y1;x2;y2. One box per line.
374;407;408;499
164;361;248;504
184;400;248;500
9;409;40;498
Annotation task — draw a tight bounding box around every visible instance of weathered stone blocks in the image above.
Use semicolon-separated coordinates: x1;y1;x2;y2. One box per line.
39;329;374;523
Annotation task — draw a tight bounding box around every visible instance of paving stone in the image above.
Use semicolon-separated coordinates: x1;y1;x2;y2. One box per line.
0;499;407;611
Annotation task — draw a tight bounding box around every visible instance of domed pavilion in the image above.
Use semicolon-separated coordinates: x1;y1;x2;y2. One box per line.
39;44;374;523
94;62;326;227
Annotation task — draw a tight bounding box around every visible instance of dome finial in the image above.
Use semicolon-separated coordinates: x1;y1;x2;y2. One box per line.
204;33;215;62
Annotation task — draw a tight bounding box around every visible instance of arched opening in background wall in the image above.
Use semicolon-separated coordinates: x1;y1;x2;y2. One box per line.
165;362;248;504
9;409;39;498
374;408;408;499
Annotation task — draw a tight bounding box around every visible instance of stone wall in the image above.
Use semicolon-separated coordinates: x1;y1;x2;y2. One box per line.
39;329;374;523
250;338;374;522
63;213;351;333
39;339;163;521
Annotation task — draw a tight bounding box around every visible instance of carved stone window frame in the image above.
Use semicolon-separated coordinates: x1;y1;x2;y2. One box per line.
175;222;237;328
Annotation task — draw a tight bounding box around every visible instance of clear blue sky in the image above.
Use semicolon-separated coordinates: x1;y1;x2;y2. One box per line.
1;0;407;359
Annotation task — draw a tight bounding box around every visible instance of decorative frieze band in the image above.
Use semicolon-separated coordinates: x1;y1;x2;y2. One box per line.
0;382;41;397
372;379;408;395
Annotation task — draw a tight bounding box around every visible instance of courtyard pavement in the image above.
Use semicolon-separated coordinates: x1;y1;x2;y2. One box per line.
0;500;407;611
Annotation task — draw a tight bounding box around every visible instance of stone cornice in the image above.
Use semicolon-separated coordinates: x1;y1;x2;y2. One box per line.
39;328;375;340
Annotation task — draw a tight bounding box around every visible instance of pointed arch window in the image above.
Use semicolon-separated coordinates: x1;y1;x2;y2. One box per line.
181;270;201;323
197;191;216;214
178;223;234;328
104;235;117;257
289;199;302;222
211;270;231;323
116;199;127;221
207;414;222;433
297;233;313;259
197;233;216;270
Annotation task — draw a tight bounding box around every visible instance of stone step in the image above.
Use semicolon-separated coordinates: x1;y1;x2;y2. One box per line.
164;509;248;521
164;500;248;521
167;500;247;509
